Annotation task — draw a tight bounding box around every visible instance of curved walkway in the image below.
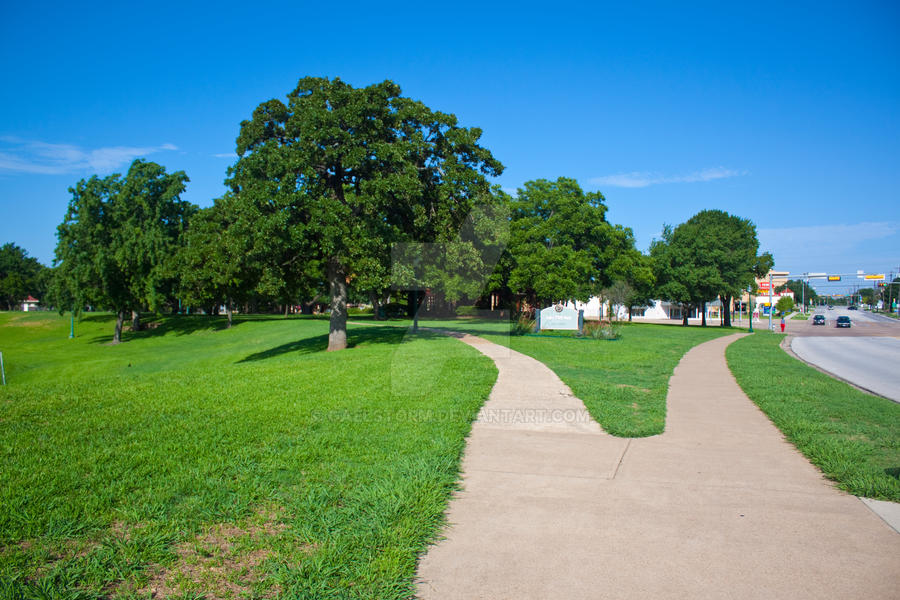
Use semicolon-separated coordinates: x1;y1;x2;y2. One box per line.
416;333;900;599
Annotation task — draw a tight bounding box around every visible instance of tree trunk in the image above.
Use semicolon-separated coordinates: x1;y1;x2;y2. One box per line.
226;299;233;329
327;258;348;351
113;311;125;344
370;291;382;321
628;306;633;322
284;303;289;317
131;310;142;332
723;295;732;327
682;305;689;327
701;302;707;327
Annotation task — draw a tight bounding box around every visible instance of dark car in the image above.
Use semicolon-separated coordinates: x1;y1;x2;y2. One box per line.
813;314;826;325
836;315;851;328
848;305;858;310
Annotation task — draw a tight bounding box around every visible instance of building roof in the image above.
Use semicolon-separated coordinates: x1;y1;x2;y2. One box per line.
23;295;40;303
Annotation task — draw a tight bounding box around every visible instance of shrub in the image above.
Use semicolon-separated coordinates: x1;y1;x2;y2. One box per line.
511;312;535;336
456;305;479;317
380;302;407;318
583;320;622;340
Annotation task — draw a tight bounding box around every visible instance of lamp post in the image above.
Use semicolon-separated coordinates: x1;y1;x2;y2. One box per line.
802;276;806;314
69;308;74;339
768;273;774;332
748;286;753;333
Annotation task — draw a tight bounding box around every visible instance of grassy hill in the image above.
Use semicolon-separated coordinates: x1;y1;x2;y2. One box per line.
0;312;496;599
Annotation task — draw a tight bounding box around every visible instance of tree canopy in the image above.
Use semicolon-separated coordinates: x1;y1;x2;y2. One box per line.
176;194;259;327
775;295;794;314
777;279;817;307
53;159;195;342
503;177;640;308
651;209;772;326
0;243;48;310
227;76;502;350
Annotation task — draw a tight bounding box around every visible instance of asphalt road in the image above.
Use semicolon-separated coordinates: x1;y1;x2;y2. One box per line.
788;306;900;337
789;307;900;402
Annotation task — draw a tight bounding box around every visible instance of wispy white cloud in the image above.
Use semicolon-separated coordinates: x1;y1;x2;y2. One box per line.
591;167;746;188
0;136;178;175
213;152;237;159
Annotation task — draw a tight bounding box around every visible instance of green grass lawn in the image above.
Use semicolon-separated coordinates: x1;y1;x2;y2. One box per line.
726;333;900;501
790;312;809;320
0;311;496;599
417;318;734;437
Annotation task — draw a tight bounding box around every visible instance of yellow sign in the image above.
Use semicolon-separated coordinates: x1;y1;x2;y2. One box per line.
864;274;885;280
827;275;841;281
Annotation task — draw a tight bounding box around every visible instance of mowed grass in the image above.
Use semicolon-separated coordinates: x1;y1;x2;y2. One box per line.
0;311;496;599
419;318;734;437
726;332;900;501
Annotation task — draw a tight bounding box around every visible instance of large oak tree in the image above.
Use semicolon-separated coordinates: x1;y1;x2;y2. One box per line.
227;77;502;350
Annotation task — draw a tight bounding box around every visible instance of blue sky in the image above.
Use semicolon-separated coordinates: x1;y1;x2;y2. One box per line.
2;1;898;295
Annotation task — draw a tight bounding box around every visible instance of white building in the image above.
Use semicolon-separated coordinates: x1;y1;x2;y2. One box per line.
21;295;40;312
566;297;724;321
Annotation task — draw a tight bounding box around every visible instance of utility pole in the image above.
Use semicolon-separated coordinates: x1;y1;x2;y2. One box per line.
768;273;774;331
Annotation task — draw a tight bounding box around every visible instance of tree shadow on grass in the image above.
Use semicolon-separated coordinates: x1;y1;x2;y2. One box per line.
236;325;445;363
84;314;234;344
83;314;332;344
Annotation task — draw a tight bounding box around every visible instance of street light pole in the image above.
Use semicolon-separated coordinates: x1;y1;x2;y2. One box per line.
69;308;74;339
748;285;753;333
801;274;806;314
768;273;774;332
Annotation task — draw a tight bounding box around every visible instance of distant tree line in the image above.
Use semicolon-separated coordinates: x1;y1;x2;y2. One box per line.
4;77;773;346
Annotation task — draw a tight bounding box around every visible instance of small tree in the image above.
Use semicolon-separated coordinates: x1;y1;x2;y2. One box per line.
54;160;195;343
0;243;48;310
177;196;258;328
506;177;636;308
601;280;632;322
651;211;772;327
775;296;794;315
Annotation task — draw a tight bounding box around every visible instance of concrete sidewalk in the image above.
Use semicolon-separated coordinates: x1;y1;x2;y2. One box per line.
416;333;900;599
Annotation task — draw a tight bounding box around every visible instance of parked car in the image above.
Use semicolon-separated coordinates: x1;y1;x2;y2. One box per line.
848;305;858;310
836;315;851;328
827;305;834;310
813;314;826;325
